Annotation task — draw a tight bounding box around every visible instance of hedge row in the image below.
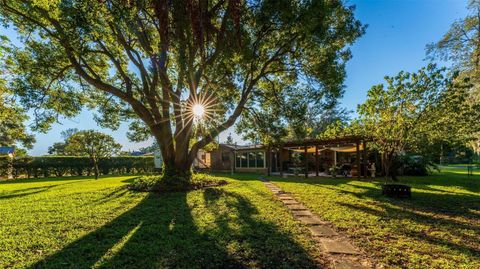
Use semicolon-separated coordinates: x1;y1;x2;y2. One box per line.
0;156;155;179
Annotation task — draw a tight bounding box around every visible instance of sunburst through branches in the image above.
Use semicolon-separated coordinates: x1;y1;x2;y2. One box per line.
185;93;218;123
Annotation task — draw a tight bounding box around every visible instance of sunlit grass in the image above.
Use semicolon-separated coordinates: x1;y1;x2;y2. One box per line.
0;174;322;268
270;168;480;269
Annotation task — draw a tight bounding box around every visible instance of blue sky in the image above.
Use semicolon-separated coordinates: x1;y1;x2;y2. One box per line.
4;0;468;155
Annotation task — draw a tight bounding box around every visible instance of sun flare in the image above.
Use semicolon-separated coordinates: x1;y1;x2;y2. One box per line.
192;103;205;118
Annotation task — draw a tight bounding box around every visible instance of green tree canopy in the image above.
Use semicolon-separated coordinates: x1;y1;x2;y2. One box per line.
357;65;479;179
47;128;79;155
65;130;122;179
0;35;35;148
0;0;364;183
427;0;480;100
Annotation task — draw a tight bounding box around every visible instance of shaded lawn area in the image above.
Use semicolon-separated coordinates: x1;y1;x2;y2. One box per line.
270;169;480;269
0;174;323;268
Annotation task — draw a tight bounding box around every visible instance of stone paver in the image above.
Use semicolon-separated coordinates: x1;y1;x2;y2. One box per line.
308;225;338;236
278;196;295;201
282;200;300;205
292;210;313;217
320;239;360;255
286;204;308;211
297;216;325;225
261;179;371;269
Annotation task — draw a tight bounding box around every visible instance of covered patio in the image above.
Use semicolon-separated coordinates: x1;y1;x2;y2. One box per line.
266;136;370;179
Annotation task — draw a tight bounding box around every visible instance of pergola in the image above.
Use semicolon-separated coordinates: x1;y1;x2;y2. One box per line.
266;136;370;179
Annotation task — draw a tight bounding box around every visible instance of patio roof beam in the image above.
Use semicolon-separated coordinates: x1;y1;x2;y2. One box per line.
304;145;308;178
272;135;369;148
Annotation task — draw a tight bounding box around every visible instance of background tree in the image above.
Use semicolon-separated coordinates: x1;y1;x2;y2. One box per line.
225;133;234;145
138;141;160;155
64;130;121;179
236;84;350;145
0;0;364;186
358;65;478;180
61;128;79;140
47;142;66;155
427;0;480;154
0;35;35;148
47;128;79;155
427;0;480;83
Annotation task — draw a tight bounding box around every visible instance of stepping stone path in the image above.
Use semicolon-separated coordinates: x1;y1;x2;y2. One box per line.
259;177;375;269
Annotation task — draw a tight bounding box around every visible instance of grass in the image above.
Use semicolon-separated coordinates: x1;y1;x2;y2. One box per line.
437;165;480;175
0;174;322;268
2;169;479;268
270;168;480;269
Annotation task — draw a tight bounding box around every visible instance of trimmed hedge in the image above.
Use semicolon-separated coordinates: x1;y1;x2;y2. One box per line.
0;156;155;179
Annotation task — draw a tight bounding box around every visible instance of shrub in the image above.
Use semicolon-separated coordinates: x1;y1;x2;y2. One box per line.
129;173;227;192
0;156;155;179
396;154;437;176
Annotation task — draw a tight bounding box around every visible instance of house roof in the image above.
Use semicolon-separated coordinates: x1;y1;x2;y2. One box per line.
272;135;369;148
220;143;264;150
0;146;15;155
217;136;369;151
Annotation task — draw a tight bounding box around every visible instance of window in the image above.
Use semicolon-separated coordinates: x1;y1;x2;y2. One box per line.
235;150;265;168
256;152;264;167
236;152;248;168
236;153;241;167
241;152;248;167
222;152;230;162
248;152;256;167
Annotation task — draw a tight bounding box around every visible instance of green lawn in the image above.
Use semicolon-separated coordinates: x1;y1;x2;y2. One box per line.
270;169;480;269
2;170;479;269
0;175;323;268
437;165;480;175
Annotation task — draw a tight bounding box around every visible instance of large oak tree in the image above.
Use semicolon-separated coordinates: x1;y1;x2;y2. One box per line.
0;35;35;148
0;0;364;184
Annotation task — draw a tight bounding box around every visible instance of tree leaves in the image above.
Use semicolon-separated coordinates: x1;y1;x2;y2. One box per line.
0;0;365;169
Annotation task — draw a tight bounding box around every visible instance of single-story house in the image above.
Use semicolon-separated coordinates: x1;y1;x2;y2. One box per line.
0;146;15;158
193;144;267;173
193;136;374;178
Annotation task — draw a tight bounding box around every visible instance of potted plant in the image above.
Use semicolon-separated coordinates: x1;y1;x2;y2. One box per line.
329;165;339;178
291;153;302;176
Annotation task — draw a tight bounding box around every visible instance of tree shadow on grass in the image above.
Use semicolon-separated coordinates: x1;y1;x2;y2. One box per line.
275;175;480;258
337;201;480;259
0;176;99;185
31;186;319;269
271;173;480;220
202;188;319;268
270;174;480;261
0;180;90;200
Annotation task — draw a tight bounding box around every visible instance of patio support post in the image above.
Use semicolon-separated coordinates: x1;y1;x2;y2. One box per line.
363;140;367;179
279;146;284;177
315;145;319;177
267;145;271;176
304;145;308;178
356;140;361;179
231;150;235;175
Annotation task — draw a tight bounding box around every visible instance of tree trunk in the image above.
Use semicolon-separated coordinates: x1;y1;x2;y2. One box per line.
150;125;196;190
92;157;99;180
383;152;399;181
